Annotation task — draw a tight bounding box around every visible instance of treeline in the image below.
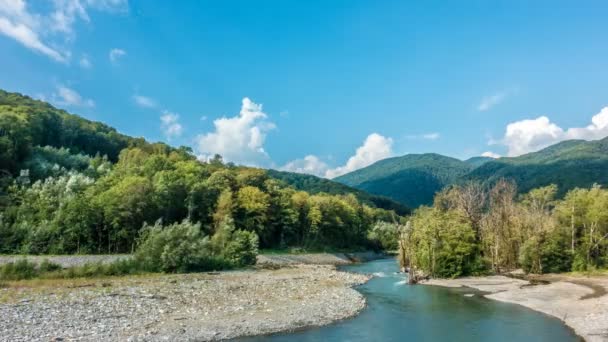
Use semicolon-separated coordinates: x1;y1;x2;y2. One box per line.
399;181;608;278
0;145;399;256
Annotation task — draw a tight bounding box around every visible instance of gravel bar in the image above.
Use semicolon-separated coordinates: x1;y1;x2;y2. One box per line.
0;264;370;341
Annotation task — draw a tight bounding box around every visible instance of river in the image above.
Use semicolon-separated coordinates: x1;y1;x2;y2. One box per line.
241;258;580;341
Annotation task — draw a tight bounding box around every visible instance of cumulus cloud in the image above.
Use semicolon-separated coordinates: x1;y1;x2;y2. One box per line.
133;95;156;108
478;92;507;112
160;111;183;140
0;0;126;62
195;97;275;166
481;151;500;159
53;85;94;107
281;155;330;178
493;106;608;156
325;133;393;179
109;48;126;63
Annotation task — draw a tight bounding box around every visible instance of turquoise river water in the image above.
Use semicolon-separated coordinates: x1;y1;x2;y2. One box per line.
241;258;580;342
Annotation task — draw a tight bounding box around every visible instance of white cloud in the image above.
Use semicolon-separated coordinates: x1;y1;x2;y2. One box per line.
406;132;440;141
133;95;156;108
281;155;329;178
481;151;500;159
195;97;275;166
53;85;94;107
109;48;126;63
494;106;608;156
0;0;126;63
160;111;183;140
79;54;91;68
478;92;507;112
325;133;393;179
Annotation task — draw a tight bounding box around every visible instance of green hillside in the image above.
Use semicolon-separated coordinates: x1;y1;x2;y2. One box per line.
464;138;608;195
334;139;608;208
334;154;473;208
0;90;403;256
266;169;410;215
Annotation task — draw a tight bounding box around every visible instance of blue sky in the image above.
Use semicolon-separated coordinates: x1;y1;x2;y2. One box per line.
2;0;608;177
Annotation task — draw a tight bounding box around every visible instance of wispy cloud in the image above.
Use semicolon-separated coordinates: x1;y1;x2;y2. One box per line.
79;54;91;68
160;111;183;140
133;95;156;108
406;132;441;141
53;85;95;108
477;91;507;112
109;48;126;64
0;0;127;63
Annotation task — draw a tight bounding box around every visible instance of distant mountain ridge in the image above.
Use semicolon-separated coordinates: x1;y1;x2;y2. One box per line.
330;138;608;208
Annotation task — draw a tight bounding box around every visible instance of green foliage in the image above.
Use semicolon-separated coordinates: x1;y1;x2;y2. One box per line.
0;259;38;280
408;207;485;278
0;89;404;266
367;221;401;250
135;220;219;273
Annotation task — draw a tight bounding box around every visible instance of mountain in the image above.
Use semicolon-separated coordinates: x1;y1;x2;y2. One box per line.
465;138;608;196
266;169;410;215
334;154;473;208
334;139;608;208
464;156;493;168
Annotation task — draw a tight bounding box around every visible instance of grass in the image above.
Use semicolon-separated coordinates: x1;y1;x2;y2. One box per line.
0;258;143;282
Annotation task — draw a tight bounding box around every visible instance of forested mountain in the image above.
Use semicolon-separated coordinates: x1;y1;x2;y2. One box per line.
464;138;608;196
0;90;403;256
266;169;410;215
334;139;608;208
334;154;473;208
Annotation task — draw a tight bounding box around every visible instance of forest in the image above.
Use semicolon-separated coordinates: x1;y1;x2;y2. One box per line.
398;181;608;278
0;90;402;274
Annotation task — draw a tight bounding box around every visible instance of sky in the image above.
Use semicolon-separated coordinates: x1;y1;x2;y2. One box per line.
2;0;608;178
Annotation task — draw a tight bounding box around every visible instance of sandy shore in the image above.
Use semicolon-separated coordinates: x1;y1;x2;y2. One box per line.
422;274;608;341
0;264;370;341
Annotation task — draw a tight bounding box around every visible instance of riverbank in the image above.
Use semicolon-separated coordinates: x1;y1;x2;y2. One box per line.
0;263;370;341
422;274;608;341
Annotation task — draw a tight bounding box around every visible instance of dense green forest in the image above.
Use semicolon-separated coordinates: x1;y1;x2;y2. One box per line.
334;154;474;208
266;169;410;215
399;181;608;278
0;90;403;266
334;139;608;207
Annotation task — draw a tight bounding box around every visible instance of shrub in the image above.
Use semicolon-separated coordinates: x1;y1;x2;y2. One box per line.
0;259;39;280
367;221;401;251
39;259;62;273
135;220;224;273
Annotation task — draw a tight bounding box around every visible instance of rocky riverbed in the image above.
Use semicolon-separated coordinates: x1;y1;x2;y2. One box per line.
423;274;608;341
0;264;370;341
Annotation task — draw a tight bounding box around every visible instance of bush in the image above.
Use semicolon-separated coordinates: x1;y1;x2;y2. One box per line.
39;259;62;273
367;221;401;251
0;259;39;280
135;220;228;273
224;230;259;267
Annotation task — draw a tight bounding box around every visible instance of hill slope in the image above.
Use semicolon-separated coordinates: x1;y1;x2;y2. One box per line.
266;169;410;215
334;154;473;208
334;139;608;208
464;138;608;196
